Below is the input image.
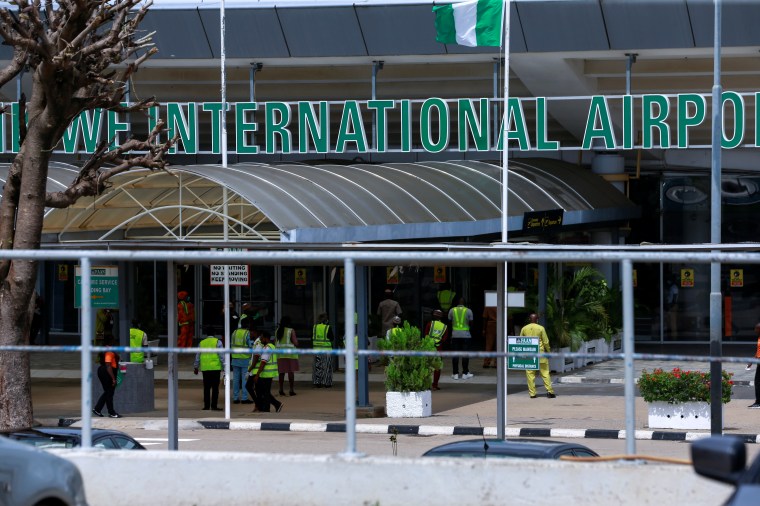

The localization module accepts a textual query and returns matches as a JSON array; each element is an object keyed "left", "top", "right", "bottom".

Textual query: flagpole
[
  {"left": 500, "top": 1, "right": 509, "bottom": 244},
  {"left": 496, "top": 0, "right": 511, "bottom": 441}
]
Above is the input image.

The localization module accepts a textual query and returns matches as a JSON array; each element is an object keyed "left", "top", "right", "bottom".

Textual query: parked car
[
  {"left": 0, "top": 436, "right": 88, "bottom": 506},
  {"left": 692, "top": 435, "right": 760, "bottom": 506},
  {"left": 422, "top": 438, "right": 599, "bottom": 459},
  {"left": 5, "top": 427, "right": 146, "bottom": 450}
]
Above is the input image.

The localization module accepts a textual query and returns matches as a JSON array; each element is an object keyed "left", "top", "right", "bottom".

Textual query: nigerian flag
[{"left": 433, "top": 0, "right": 503, "bottom": 47}]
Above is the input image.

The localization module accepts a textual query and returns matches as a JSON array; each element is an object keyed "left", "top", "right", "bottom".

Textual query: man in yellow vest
[
  {"left": 193, "top": 331, "right": 223, "bottom": 411},
  {"left": 519, "top": 313, "right": 557, "bottom": 399},
  {"left": 448, "top": 298, "right": 473, "bottom": 380},
  {"left": 312, "top": 313, "right": 334, "bottom": 388},
  {"left": 250, "top": 330, "right": 283, "bottom": 413},
  {"left": 128, "top": 320, "right": 148, "bottom": 363},
  {"left": 425, "top": 309, "right": 449, "bottom": 390},
  {"left": 231, "top": 317, "right": 253, "bottom": 404}
]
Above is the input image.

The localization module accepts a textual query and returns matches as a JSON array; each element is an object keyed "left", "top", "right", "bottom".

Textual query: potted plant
[
  {"left": 638, "top": 367, "right": 733, "bottom": 430},
  {"left": 377, "top": 321, "right": 442, "bottom": 418}
]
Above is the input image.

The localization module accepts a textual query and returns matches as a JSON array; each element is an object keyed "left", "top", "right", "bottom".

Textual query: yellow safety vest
[
  {"left": 387, "top": 327, "right": 403, "bottom": 340},
  {"left": 313, "top": 323, "right": 332, "bottom": 349},
  {"left": 276, "top": 327, "right": 297, "bottom": 360},
  {"left": 129, "top": 328, "right": 145, "bottom": 363},
  {"left": 437, "top": 290, "right": 455, "bottom": 311},
  {"left": 451, "top": 306, "right": 470, "bottom": 331},
  {"left": 426, "top": 320, "right": 447, "bottom": 346},
  {"left": 231, "top": 328, "right": 251, "bottom": 360},
  {"left": 260, "top": 343, "right": 278, "bottom": 378},
  {"left": 199, "top": 337, "right": 222, "bottom": 371}
]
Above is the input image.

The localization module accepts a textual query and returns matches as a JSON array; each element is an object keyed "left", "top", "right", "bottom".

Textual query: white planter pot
[
  {"left": 386, "top": 390, "right": 432, "bottom": 418},
  {"left": 647, "top": 401, "right": 720, "bottom": 430}
]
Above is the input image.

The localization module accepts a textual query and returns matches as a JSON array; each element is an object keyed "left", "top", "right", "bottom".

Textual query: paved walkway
[{"left": 28, "top": 349, "right": 760, "bottom": 442}]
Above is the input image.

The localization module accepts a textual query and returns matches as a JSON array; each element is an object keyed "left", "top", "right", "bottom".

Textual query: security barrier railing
[{"left": 1, "top": 246, "right": 759, "bottom": 455}]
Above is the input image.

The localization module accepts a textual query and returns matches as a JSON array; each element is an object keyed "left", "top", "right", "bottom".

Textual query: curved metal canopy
[{"left": 0, "top": 158, "right": 637, "bottom": 243}]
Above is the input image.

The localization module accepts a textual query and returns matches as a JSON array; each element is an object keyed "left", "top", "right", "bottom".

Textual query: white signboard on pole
[{"left": 210, "top": 249, "right": 248, "bottom": 286}]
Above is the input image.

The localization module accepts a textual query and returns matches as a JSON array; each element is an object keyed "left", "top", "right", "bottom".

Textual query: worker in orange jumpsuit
[{"left": 177, "top": 291, "right": 196, "bottom": 348}]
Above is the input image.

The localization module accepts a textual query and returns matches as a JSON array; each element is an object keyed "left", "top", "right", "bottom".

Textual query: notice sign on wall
[
  {"left": 730, "top": 269, "right": 744, "bottom": 288},
  {"left": 681, "top": 268, "right": 695, "bottom": 287},
  {"left": 75, "top": 265, "right": 119, "bottom": 308}
]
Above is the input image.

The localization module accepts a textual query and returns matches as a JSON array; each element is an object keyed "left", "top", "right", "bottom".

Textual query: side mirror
[{"left": 691, "top": 436, "right": 746, "bottom": 485}]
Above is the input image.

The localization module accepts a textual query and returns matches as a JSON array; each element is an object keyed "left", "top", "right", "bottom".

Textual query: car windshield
[{"left": 427, "top": 451, "right": 519, "bottom": 458}]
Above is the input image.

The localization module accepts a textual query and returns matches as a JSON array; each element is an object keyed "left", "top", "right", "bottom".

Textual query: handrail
[{"left": 0, "top": 246, "right": 755, "bottom": 454}]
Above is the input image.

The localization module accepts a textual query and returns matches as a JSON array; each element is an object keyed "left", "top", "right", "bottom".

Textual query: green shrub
[
  {"left": 638, "top": 367, "right": 733, "bottom": 404},
  {"left": 376, "top": 321, "right": 442, "bottom": 392}
]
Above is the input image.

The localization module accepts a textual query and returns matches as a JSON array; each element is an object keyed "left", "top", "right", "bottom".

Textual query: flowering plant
[{"left": 638, "top": 368, "right": 733, "bottom": 404}]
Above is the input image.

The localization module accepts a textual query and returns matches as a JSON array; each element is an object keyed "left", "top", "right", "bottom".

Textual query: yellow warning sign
[
  {"left": 58, "top": 264, "right": 69, "bottom": 282},
  {"left": 681, "top": 268, "right": 694, "bottom": 288},
  {"left": 295, "top": 268, "right": 307, "bottom": 286},
  {"left": 386, "top": 266, "right": 399, "bottom": 285},
  {"left": 434, "top": 265, "right": 446, "bottom": 284},
  {"left": 730, "top": 269, "right": 744, "bottom": 288}
]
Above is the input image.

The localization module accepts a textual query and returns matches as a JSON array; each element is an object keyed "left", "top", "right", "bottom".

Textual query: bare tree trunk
[
  {"left": 0, "top": 69, "right": 60, "bottom": 431},
  {"left": 0, "top": 0, "right": 170, "bottom": 431}
]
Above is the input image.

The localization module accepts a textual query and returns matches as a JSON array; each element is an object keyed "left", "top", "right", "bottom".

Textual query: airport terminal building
[{"left": 2, "top": 0, "right": 759, "bottom": 347}]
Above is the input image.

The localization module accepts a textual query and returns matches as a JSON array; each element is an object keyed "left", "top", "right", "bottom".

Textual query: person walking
[
  {"left": 245, "top": 327, "right": 263, "bottom": 410},
  {"left": 448, "top": 298, "right": 474, "bottom": 380},
  {"left": 193, "top": 331, "right": 223, "bottom": 411},
  {"left": 230, "top": 317, "right": 253, "bottom": 404},
  {"left": 93, "top": 336, "right": 122, "bottom": 418},
  {"left": 312, "top": 313, "right": 334, "bottom": 388},
  {"left": 424, "top": 309, "right": 449, "bottom": 390},
  {"left": 482, "top": 305, "right": 497, "bottom": 368},
  {"left": 275, "top": 316, "right": 299, "bottom": 397},
  {"left": 519, "top": 313, "right": 557, "bottom": 399},
  {"left": 128, "top": 320, "right": 148, "bottom": 364},
  {"left": 747, "top": 322, "right": 760, "bottom": 409},
  {"left": 177, "top": 291, "right": 196, "bottom": 348},
  {"left": 377, "top": 288, "right": 402, "bottom": 338},
  {"left": 251, "top": 331, "right": 283, "bottom": 413}
]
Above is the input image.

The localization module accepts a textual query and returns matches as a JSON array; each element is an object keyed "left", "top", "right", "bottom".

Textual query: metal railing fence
[{"left": 2, "top": 246, "right": 760, "bottom": 455}]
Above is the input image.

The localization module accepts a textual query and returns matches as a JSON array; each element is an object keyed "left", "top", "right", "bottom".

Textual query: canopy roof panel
[{"left": 0, "top": 158, "right": 637, "bottom": 243}]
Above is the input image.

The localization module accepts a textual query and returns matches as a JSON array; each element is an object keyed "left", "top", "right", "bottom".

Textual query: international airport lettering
[{"left": 2, "top": 93, "right": 756, "bottom": 155}]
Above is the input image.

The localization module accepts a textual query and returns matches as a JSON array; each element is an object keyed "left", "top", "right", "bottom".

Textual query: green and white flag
[{"left": 433, "top": 0, "right": 503, "bottom": 47}]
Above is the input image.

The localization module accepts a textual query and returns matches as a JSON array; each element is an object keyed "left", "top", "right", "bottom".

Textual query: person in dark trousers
[
  {"left": 251, "top": 331, "right": 283, "bottom": 413},
  {"left": 245, "top": 327, "right": 263, "bottom": 411},
  {"left": 747, "top": 322, "right": 760, "bottom": 409},
  {"left": 93, "top": 336, "right": 122, "bottom": 418},
  {"left": 448, "top": 298, "right": 474, "bottom": 380},
  {"left": 193, "top": 330, "right": 223, "bottom": 411}
]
